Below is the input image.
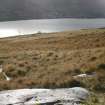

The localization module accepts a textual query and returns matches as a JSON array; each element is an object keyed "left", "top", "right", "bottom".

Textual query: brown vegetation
[{"left": 0, "top": 29, "right": 105, "bottom": 91}]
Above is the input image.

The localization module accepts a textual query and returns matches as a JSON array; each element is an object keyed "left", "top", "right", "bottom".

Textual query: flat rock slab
[{"left": 0, "top": 87, "right": 89, "bottom": 105}]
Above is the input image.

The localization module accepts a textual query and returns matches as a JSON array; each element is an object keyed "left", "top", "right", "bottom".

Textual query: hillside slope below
[{"left": 0, "top": 29, "right": 105, "bottom": 92}]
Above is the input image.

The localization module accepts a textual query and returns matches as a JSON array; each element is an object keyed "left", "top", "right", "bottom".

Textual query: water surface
[{"left": 0, "top": 18, "right": 105, "bottom": 38}]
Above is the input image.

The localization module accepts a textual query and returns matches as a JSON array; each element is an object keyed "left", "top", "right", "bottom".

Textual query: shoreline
[
  {"left": 0, "top": 27, "right": 105, "bottom": 39},
  {"left": 1, "top": 17, "right": 105, "bottom": 22}
]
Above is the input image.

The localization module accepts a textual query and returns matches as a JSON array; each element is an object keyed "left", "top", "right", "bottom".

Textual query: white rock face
[
  {"left": 2, "top": 72, "right": 11, "bottom": 81},
  {"left": 73, "top": 73, "right": 96, "bottom": 79},
  {"left": 0, "top": 65, "right": 11, "bottom": 81},
  {"left": 0, "top": 87, "right": 89, "bottom": 105},
  {"left": 0, "top": 65, "right": 3, "bottom": 73}
]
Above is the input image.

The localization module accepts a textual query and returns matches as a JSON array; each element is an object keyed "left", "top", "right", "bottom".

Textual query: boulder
[{"left": 0, "top": 87, "right": 89, "bottom": 105}]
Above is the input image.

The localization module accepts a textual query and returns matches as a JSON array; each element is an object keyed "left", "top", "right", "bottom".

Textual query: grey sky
[{"left": 0, "top": 0, "right": 105, "bottom": 21}]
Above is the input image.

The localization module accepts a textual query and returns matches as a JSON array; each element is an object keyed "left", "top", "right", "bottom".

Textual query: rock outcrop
[{"left": 0, "top": 87, "right": 89, "bottom": 105}]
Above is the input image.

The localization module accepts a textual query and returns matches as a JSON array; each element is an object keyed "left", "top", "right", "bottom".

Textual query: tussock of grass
[{"left": 83, "top": 93, "right": 105, "bottom": 105}]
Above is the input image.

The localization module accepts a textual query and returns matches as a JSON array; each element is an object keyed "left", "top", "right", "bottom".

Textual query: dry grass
[{"left": 0, "top": 29, "right": 105, "bottom": 91}]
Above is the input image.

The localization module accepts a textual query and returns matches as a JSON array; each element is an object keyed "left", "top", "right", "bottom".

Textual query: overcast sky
[{"left": 0, "top": 0, "right": 105, "bottom": 21}]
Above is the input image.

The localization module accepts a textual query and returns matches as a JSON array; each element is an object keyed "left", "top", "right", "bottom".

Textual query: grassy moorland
[{"left": 0, "top": 29, "right": 105, "bottom": 104}]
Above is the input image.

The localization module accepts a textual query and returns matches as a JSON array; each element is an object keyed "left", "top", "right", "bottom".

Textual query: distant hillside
[{"left": 0, "top": 0, "right": 105, "bottom": 21}]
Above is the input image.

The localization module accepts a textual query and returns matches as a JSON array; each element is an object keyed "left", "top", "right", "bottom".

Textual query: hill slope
[{"left": 0, "top": 29, "right": 105, "bottom": 91}]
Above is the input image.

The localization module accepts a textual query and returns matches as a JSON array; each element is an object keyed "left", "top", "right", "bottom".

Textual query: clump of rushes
[
  {"left": 0, "top": 60, "right": 4, "bottom": 64},
  {"left": 4, "top": 64, "right": 15, "bottom": 74},
  {"left": 98, "top": 63, "right": 105, "bottom": 70},
  {"left": 18, "top": 61, "right": 25, "bottom": 67},
  {"left": 4, "top": 63, "right": 28, "bottom": 78},
  {"left": 82, "top": 93, "right": 105, "bottom": 105},
  {"left": 17, "top": 69, "right": 27, "bottom": 76}
]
